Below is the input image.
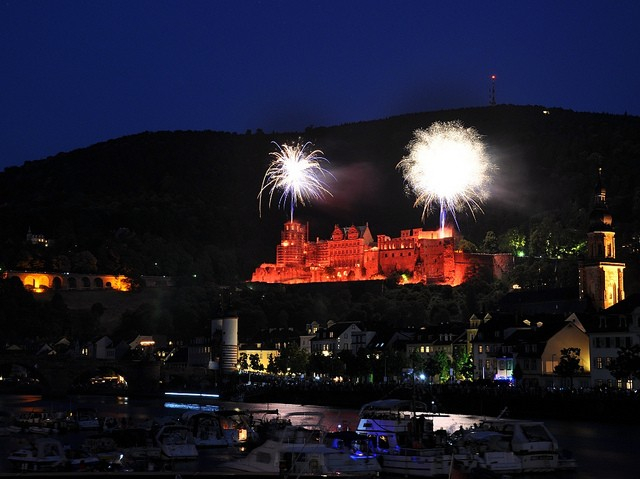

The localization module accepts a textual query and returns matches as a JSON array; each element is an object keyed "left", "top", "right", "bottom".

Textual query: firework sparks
[
  {"left": 258, "top": 141, "right": 334, "bottom": 221},
  {"left": 397, "top": 121, "right": 493, "bottom": 233}
]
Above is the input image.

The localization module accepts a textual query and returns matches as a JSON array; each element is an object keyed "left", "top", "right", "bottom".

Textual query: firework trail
[
  {"left": 258, "top": 141, "right": 334, "bottom": 221},
  {"left": 397, "top": 121, "right": 493, "bottom": 234}
]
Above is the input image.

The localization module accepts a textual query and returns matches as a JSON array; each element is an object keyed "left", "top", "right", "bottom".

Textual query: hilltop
[{"left": 0, "top": 105, "right": 639, "bottom": 289}]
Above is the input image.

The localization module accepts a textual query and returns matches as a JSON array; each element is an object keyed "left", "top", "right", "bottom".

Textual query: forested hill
[{"left": 1, "top": 105, "right": 639, "bottom": 287}]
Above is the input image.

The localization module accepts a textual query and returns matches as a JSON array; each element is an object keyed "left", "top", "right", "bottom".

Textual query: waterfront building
[
  {"left": 471, "top": 312, "right": 591, "bottom": 389},
  {"left": 310, "top": 321, "right": 364, "bottom": 355},
  {"left": 586, "top": 294, "right": 640, "bottom": 390}
]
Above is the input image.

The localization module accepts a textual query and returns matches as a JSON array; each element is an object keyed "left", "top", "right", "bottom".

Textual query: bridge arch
[{"left": 3, "top": 271, "right": 131, "bottom": 292}]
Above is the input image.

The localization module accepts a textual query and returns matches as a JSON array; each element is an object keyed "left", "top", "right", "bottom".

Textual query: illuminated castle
[{"left": 251, "top": 221, "right": 513, "bottom": 286}]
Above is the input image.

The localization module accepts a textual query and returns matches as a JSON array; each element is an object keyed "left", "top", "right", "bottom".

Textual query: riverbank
[{"left": 238, "top": 380, "right": 640, "bottom": 423}]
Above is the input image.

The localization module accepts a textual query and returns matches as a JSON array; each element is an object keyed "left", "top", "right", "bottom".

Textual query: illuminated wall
[
  {"left": 251, "top": 221, "right": 507, "bottom": 286},
  {"left": 3, "top": 271, "right": 131, "bottom": 292},
  {"left": 579, "top": 171, "right": 625, "bottom": 310}
]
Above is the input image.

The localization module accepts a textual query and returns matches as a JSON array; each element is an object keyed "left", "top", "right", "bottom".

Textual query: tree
[
  {"left": 608, "top": 345, "right": 640, "bottom": 383},
  {"left": 499, "top": 227, "right": 526, "bottom": 256},
  {"left": 237, "top": 352, "right": 249, "bottom": 371},
  {"left": 434, "top": 351, "right": 452, "bottom": 382},
  {"left": 274, "top": 343, "right": 308, "bottom": 375},
  {"left": 452, "top": 348, "right": 474, "bottom": 381},
  {"left": 554, "top": 347, "right": 583, "bottom": 388},
  {"left": 424, "top": 351, "right": 451, "bottom": 383},
  {"left": 481, "top": 231, "right": 499, "bottom": 253},
  {"left": 71, "top": 250, "right": 98, "bottom": 273},
  {"left": 512, "top": 363, "right": 524, "bottom": 386},
  {"left": 457, "top": 238, "right": 478, "bottom": 253},
  {"left": 266, "top": 354, "right": 278, "bottom": 374},
  {"left": 249, "top": 353, "right": 264, "bottom": 372}
]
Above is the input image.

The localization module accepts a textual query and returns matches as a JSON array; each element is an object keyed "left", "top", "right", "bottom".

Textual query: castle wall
[
  {"left": 453, "top": 252, "right": 494, "bottom": 286},
  {"left": 250, "top": 221, "right": 511, "bottom": 287}
]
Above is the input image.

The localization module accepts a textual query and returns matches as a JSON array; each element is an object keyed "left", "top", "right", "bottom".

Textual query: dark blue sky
[{"left": 1, "top": 1, "right": 639, "bottom": 171}]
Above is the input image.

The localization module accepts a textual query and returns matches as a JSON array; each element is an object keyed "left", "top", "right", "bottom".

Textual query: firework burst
[
  {"left": 258, "top": 141, "right": 334, "bottom": 221},
  {"left": 397, "top": 121, "right": 493, "bottom": 233}
]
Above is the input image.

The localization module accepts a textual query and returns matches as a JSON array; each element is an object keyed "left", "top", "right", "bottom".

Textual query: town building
[
  {"left": 585, "top": 294, "right": 640, "bottom": 390},
  {"left": 310, "top": 321, "right": 365, "bottom": 355}
]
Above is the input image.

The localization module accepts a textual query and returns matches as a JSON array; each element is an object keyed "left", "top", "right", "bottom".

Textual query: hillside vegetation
[{"left": 1, "top": 105, "right": 639, "bottom": 287}]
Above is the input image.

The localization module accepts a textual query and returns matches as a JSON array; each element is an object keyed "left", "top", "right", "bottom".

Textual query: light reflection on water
[{"left": 0, "top": 394, "right": 636, "bottom": 478}]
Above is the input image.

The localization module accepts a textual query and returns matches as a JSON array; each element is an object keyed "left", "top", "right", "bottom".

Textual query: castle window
[{"left": 596, "top": 357, "right": 603, "bottom": 369}]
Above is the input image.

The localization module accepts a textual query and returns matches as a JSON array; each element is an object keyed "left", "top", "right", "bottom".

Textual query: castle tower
[
  {"left": 579, "top": 169, "right": 625, "bottom": 310},
  {"left": 276, "top": 221, "right": 307, "bottom": 266}
]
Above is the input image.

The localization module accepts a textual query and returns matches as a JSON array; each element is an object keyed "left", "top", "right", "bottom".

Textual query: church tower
[{"left": 579, "top": 169, "right": 625, "bottom": 310}]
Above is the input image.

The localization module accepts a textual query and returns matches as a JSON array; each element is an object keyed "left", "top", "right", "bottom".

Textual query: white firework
[
  {"left": 258, "top": 141, "right": 334, "bottom": 221},
  {"left": 397, "top": 121, "right": 493, "bottom": 232}
]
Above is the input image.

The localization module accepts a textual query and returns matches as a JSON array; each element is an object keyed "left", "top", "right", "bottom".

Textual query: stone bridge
[
  {"left": 3, "top": 270, "right": 131, "bottom": 292},
  {"left": 0, "top": 354, "right": 162, "bottom": 397}
]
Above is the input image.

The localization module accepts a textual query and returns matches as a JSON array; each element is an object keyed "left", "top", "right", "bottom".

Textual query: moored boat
[
  {"left": 355, "top": 398, "right": 450, "bottom": 477},
  {"left": 450, "top": 417, "right": 578, "bottom": 475},
  {"left": 74, "top": 408, "right": 100, "bottom": 430},
  {"left": 220, "top": 423, "right": 381, "bottom": 476},
  {"left": 7, "top": 437, "right": 67, "bottom": 472},
  {"left": 155, "top": 424, "right": 199, "bottom": 460},
  {"left": 218, "top": 408, "right": 260, "bottom": 446},
  {"left": 182, "top": 411, "right": 229, "bottom": 448},
  {"left": 64, "top": 447, "right": 101, "bottom": 471}
]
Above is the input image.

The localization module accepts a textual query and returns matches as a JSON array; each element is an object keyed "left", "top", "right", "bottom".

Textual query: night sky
[{"left": 1, "top": 1, "right": 639, "bottom": 171}]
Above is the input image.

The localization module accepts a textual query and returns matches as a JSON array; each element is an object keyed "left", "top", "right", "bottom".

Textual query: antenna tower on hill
[{"left": 489, "top": 74, "right": 497, "bottom": 106}]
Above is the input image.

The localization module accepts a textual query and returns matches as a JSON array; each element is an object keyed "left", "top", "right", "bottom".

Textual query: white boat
[
  {"left": 75, "top": 408, "right": 100, "bottom": 430},
  {"left": 181, "top": 411, "right": 229, "bottom": 448},
  {"left": 65, "top": 447, "right": 101, "bottom": 471},
  {"left": 221, "top": 424, "right": 381, "bottom": 476},
  {"left": 218, "top": 409, "right": 261, "bottom": 446},
  {"left": 450, "top": 418, "right": 578, "bottom": 475},
  {"left": 7, "top": 437, "right": 67, "bottom": 472},
  {"left": 355, "top": 398, "right": 451, "bottom": 477},
  {"left": 155, "top": 424, "right": 199, "bottom": 460}
]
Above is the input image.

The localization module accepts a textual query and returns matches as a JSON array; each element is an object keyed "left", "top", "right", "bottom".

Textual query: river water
[{"left": 0, "top": 394, "right": 636, "bottom": 478}]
